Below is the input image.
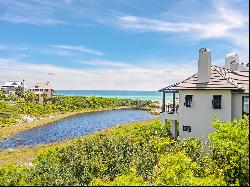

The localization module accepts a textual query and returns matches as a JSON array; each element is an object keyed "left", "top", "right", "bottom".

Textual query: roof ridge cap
[
  {"left": 213, "top": 66, "right": 242, "bottom": 89},
  {"left": 211, "top": 65, "right": 232, "bottom": 71}
]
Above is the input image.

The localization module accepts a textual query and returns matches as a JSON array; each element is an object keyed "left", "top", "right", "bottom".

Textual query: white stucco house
[
  {"left": 1, "top": 80, "right": 26, "bottom": 96},
  {"left": 28, "top": 82, "right": 54, "bottom": 103},
  {"left": 159, "top": 48, "right": 249, "bottom": 141}
]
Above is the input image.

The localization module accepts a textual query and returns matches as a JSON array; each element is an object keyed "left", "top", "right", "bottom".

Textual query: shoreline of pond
[
  {"left": 0, "top": 108, "right": 158, "bottom": 149},
  {"left": 0, "top": 106, "right": 159, "bottom": 141}
]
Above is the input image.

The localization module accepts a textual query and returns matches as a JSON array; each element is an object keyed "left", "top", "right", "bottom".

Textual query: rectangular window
[
  {"left": 185, "top": 95, "right": 193, "bottom": 107},
  {"left": 45, "top": 89, "right": 48, "bottom": 92},
  {"left": 242, "top": 96, "right": 249, "bottom": 116},
  {"left": 183, "top": 125, "right": 191, "bottom": 132},
  {"left": 212, "top": 95, "right": 222, "bottom": 109}
]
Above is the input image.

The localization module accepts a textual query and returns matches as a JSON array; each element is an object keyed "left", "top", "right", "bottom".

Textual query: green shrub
[
  {"left": 208, "top": 116, "right": 249, "bottom": 186},
  {"left": 0, "top": 116, "right": 248, "bottom": 186},
  {"left": 152, "top": 151, "right": 226, "bottom": 186},
  {"left": 0, "top": 164, "right": 31, "bottom": 186}
]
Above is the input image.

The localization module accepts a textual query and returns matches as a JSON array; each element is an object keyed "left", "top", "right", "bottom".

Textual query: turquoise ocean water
[{"left": 55, "top": 90, "right": 174, "bottom": 101}]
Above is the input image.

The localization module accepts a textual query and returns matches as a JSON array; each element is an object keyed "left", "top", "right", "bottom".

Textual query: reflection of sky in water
[{"left": 0, "top": 109, "right": 158, "bottom": 149}]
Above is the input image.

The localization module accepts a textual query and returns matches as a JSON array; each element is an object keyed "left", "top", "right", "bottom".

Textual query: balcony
[
  {"left": 159, "top": 89, "right": 179, "bottom": 124},
  {"left": 160, "top": 104, "right": 179, "bottom": 121}
]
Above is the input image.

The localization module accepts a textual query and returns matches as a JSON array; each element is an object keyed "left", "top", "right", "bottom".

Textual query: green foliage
[
  {"left": 0, "top": 89, "right": 4, "bottom": 99},
  {"left": 208, "top": 115, "right": 249, "bottom": 186},
  {"left": 0, "top": 116, "right": 248, "bottom": 186},
  {"left": 15, "top": 86, "right": 24, "bottom": 98},
  {"left": 0, "top": 164, "right": 30, "bottom": 186},
  {"left": 152, "top": 151, "right": 226, "bottom": 186},
  {"left": 23, "top": 91, "right": 38, "bottom": 102},
  {"left": 8, "top": 94, "right": 18, "bottom": 101},
  {"left": 91, "top": 168, "right": 149, "bottom": 186}
]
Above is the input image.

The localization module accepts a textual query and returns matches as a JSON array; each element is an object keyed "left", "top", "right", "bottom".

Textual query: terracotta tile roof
[{"left": 159, "top": 66, "right": 249, "bottom": 93}]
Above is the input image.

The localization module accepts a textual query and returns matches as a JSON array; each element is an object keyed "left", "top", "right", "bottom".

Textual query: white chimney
[
  {"left": 197, "top": 48, "right": 211, "bottom": 83},
  {"left": 223, "top": 53, "right": 248, "bottom": 71},
  {"left": 224, "top": 53, "right": 239, "bottom": 71}
]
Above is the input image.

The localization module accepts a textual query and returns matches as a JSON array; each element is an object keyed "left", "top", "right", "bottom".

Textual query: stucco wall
[
  {"left": 178, "top": 90, "right": 232, "bottom": 141},
  {"left": 232, "top": 93, "right": 249, "bottom": 119}
]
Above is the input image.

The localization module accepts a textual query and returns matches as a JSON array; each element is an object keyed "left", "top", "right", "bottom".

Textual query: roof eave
[{"left": 160, "top": 87, "right": 243, "bottom": 92}]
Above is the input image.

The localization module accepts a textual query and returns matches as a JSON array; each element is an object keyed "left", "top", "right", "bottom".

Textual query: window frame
[
  {"left": 212, "top": 95, "right": 222, "bottom": 109},
  {"left": 242, "top": 96, "right": 249, "bottom": 116},
  {"left": 183, "top": 125, "right": 191, "bottom": 132},
  {"left": 185, "top": 95, "right": 193, "bottom": 107}
]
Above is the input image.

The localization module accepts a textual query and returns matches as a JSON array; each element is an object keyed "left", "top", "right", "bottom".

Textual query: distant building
[
  {"left": 159, "top": 48, "right": 249, "bottom": 141},
  {"left": 1, "top": 80, "right": 24, "bottom": 89},
  {"left": 29, "top": 82, "right": 54, "bottom": 103},
  {"left": 1, "top": 80, "right": 25, "bottom": 96}
]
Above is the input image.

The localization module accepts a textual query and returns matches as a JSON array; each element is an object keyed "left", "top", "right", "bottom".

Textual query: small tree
[
  {"left": 42, "top": 93, "right": 49, "bottom": 104},
  {"left": 0, "top": 89, "right": 4, "bottom": 99},
  {"left": 15, "top": 86, "right": 24, "bottom": 98},
  {"left": 24, "top": 91, "right": 38, "bottom": 102}
]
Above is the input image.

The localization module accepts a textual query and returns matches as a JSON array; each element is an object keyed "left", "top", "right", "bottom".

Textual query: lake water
[
  {"left": 55, "top": 90, "right": 171, "bottom": 101},
  {"left": 0, "top": 109, "right": 158, "bottom": 149}
]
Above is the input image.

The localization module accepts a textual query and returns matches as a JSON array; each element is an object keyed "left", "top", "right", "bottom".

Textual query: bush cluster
[{"left": 0, "top": 116, "right": 248, "bottom": 186}]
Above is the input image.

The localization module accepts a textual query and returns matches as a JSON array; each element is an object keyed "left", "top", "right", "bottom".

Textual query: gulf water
[{"left": 55, "top": 90, "right": 173, "bottom": 101}]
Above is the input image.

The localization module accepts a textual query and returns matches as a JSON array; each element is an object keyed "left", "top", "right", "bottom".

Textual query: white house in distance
[
  {"left": 29, "top": 82, "right": 54, "bottom": 103},
  {"left": 1, "top": 80, "right": 26, "bottom": 96},
  {"left": 159, "top": 48, "right": 249, "bottom": 141}
]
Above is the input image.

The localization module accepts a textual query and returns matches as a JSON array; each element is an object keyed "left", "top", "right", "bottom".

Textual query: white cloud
[
  {"left": 117, "top": 16, "right": 201, "bottom": 32},
  {"left": 0, "top": 45, "right": 8, "bottom": 50},
  {"left": 76, "top": 60, "right": 132, "bottom": 68},
  {"left": 0, "top": 0, "right": 248, "bottom": 90},
  {"left": 0, "top": 57, "right": 197, "bottom": 91},
  {"left": 52, "top": 45, "right": 104, "bottom": 56},
  {"left": 1, "top": 14, "right": 64, "bottom": 25},
  {"left": 103, "top": 0, "right": 248, "bottom": 53},
  {"left": 0, "top": 43, "right": 29, "bottom": 51},
  {"left": 0, "top": 0, "right": 64, "bottom": 25}
]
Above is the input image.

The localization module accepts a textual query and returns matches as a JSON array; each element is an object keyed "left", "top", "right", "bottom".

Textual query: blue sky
[{"left": 0, "top": 0, "right": 249, "bottom": 90}]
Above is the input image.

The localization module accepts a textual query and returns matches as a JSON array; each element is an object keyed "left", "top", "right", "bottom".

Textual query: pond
[{"left": 0, "top": 109, "right": 157, "bottom": 149}]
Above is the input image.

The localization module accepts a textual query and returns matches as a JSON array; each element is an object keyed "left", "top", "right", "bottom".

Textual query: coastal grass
[
  {"left": 0, "top": 96, "right": 158, "bottom": 128},
  {"left": 0, "top": 118, "right": 162, "bottom": 166},
  {"left": 0, "top": 96, "right": 160, "bottom": 140},
  {"left": 0, "top": 116, "right": 248, "bottom": 186}
]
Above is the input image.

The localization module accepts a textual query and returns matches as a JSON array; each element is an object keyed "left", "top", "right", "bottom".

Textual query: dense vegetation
[
  {"left": 0, "top": 96, "right": 159, "bottom": 127},
  {"left": 0, "top": 116, "right": 248, "bottom": 186}
]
